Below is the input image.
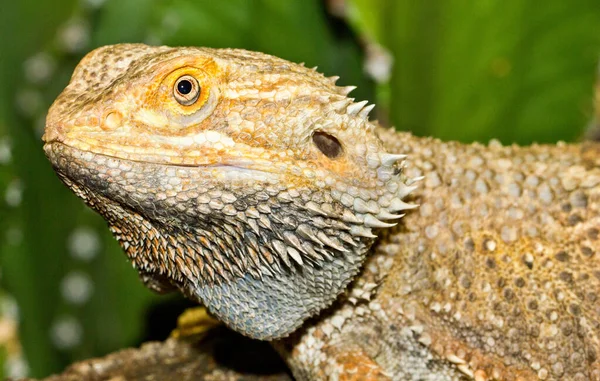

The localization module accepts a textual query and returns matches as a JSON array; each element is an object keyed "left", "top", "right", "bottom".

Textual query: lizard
[{"left": 42, "top": 43, "right": 600, "bottom": 380}]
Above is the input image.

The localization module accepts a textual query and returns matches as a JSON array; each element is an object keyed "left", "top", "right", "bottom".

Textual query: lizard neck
[
  {"left": 55, "top": 159, "right": 376, "bottom": 340},
  {"left": 114, "top": 198, "right": 374, "bottom": 340}
]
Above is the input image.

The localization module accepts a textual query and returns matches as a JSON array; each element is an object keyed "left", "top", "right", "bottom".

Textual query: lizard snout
[{"left": 42, "top": 119, "right": 66, "bottom": 144}]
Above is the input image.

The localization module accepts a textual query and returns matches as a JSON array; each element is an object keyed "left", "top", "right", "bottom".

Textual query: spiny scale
[{"left": 346, "top": 100, "right": 369, "bottom": 116}]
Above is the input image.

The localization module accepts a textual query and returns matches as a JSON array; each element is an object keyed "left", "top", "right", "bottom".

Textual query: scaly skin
[{"left": 43, "top": 44, "right": 600, "bottom": 380}]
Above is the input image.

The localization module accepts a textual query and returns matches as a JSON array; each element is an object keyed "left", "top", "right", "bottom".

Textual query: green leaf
[{"left": 348, "top": 0, "right": 600, "bottom": 144}]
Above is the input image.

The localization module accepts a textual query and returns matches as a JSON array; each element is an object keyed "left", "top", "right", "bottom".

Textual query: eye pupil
[
  {"left": 177, "top": 80, "right": 192, "bottom": 95},
  {"left": 173, "top": 75, "right": 201, "bottom": 106},
  {"left": 313, "top": 131, "right": 343, "bottom": 159}
]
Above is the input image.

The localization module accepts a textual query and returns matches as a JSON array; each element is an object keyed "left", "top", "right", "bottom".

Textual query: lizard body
[{"left": 43, "top": 44, "right": 600, "bottom": 380}]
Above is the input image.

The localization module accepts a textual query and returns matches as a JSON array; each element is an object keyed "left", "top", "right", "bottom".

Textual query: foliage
[
  {"left": 0, "top": 0, "right": 597, "bottom": 377},
  {"left": 347, "top": 0, "right": 600, "bottom": 143}
]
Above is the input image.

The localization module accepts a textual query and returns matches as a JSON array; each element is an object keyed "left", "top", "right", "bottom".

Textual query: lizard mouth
[
  {"left": 43, "top": 140, "right": 285, "bottom": 196},
  {"left": 43, "top": 140, "right": 284, "bottom": 177},
  {"left": 42, "top": 120, "right": 289, "bottom": 174}
]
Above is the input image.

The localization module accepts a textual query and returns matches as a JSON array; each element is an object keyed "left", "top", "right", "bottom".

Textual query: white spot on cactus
[
  {"left": 364, "top": 42, "right": 393, "bottom": 83},
  {"left": 0, "top": 295, "right": 19, "bottom": 320},
  {"left": 5, "top": 356, "right": 28, "bottom": 379},
  {"left": 82, "top": 0, "right": 107, "bottom": 9},
  {"left": 57, "top": 18, "right": 90, "bottom": 53},
  {"left": 68, "top": 227, "right": 101, "bottom": 261},
  {"left": 23, "top": 52, "right": 56, "bottom": 85},
  {"left": 0, "top": 139, "right": 12, "bottom": 164},
  {"left": 50, "top": 316, "right": 82, "bottom": 349},
  {"left": 60, "top": 271, "right": 94, "bottom": 305},
  {"left": 4, "top": 180, "right": 23, "bottom": 207}
]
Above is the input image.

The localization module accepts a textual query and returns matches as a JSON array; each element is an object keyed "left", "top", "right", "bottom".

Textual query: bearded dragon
[{"left": 43, "top": 44, "right": 600, "bottom": 380}]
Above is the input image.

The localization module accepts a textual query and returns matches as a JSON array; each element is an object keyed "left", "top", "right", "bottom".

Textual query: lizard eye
[
  {"left": 313, "top": 131, "right": 343, "bottom": 159},
  {"left": 173, "top": 75, "right": 201, "bottom": 106}
]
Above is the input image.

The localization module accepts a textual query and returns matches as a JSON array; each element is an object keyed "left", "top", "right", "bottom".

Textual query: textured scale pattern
[
  {"left": 44, "top": 44, "right": 414, "bottom": 340},
  {"left": 44, "top": 44, "right": 600, "bottom": 380},
  {"left": 379, "top": 133, "right": 600, "bottom": 380}
]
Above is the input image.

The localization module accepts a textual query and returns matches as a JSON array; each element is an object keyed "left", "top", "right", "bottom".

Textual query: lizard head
[{"left": 43, "top": 44, "right": 416, "bottom": 340}]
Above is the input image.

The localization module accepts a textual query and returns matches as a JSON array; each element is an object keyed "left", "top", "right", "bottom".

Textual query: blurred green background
[{"left": 0, "top": 0, "right": 598, "bottom": 378}]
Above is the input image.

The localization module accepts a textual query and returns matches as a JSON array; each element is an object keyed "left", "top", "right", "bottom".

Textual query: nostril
[{"left": 103, "top": 111, "right": 123, "bottom": 130}]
